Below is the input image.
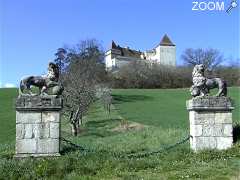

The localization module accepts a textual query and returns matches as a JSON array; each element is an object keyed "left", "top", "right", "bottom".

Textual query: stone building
[{"left": 105, "top": 34, "right": 176, "bottom": 71}]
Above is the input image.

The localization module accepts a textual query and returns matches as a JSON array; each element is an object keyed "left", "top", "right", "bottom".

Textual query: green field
[
  {"left": 0, "top": 88, "right": 18, "bottom": 143},
  {"left": 0, "top": 87, "right": 240, "bottom": 179},
  {"left": 113, "top": 88, "right": 240, "bottom": 128}
]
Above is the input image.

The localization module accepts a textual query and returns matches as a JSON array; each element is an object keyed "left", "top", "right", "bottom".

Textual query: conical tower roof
[
  {"left": 160, "top": 34, "right": 175, "bottom": 46},
  {"left": 110, "top": 40, "right": 117, "bottom": 49}
]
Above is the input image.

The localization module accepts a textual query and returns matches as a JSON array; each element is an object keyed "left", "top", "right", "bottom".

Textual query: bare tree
[
  {"left": 113, "top": 61, "right": 192, "bottom": 89},
  {"left": 96, "top": 85, "right": 112, "bottom": 114},
  {"left": 111, "top": 55, "right": 239, "bottom": 88},
  {"left": 181, "top": 48, "right": 225, "bottom": 70},
  {"left": 61, "top": 39, "right": 107, "bottom": 136}
]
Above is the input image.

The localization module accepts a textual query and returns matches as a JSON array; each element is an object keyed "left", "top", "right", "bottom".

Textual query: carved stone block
[
  {"left": 187, "top": 96, "right": 234, "bottom": 151},
  {"left": 16, "top": 139, "right": 37, "bottom": 154},
  {"left": 15, "top": 96, "right": 62, "bottom": 157},
  {"left": 37, "top": 139, "right": 59, "bottom": 154}
]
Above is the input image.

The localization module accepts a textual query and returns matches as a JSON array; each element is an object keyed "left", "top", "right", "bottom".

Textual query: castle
[{"left": 105, "top": 34, "right": 176, "bottom": 71}]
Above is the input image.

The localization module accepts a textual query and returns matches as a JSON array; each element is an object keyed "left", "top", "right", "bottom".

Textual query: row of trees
[
  {"left": 112, "top": 62, "right": 240, "bottom": 89},
  {"left": 54, "top": 39, "right": 239, "bottom": 135},
  {"left": 55, "top": 39, "right": 110, "bottom": 135},
  {"left": 112, "top": 48, "right": 239, "bottom": 89},
  {"left": 112, "top": 62, "right": 192, "bottom": 88}
]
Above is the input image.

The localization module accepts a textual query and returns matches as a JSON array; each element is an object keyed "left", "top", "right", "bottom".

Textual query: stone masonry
[
  {"left": 15, "top": 96, "right": 62, "bottom": 157},
  {"left": 186, "top": 96, "right": 234, "bottom": 151}
]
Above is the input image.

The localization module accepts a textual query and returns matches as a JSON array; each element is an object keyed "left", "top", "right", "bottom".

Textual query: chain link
[
  {"left": 125, "top": 135, "right": 191, "bottom": 158},
  {"left": 60, "top": 135, "right": 192, "bottom": 158},
  {"left": 60, "top": 137, "right": 94, "bottom": 153}
]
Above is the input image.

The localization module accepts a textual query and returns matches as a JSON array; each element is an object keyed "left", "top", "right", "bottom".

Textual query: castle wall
[
  {"left": 105, "top": 49, "right": 121, "bottom": 70},
  {"left": 151, "top": 46, "right": 161, "bottom": 63},
  {"left": 105, "top": 51, "right": 113, "bottom": 69},
  {"left": 144, "top": 45, "right": 176, "bottom": 66},
  {"left": 105, "top": 37, "right": 176, "bottom": 70},
  {"left": 159, "top": 46, "right": 176, "bottom": 66}
]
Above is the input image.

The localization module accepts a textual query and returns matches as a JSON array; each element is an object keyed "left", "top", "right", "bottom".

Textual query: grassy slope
[
  {"left": 0, "top": 87, "right": 240, "bottom": 179},
  {"left": 0, "top": 88, "right": 17, "bottom": 143},
  {"left": 112, "top": 87, "right": 240, "bottom": 128}
]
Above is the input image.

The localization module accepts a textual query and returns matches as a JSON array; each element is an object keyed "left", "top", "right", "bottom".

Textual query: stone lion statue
[
  {"left": 190, "top": 64, "right": 227, "bottom": 97},
  {"left": 19, "top": 62, "right": 64, "bottom": 96}
]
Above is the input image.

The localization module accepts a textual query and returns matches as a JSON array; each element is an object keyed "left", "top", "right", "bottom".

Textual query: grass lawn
[
  {"left": 0, "top": 87, "right": 240, "bottom": 179},
  {"left": 0, "top": 88, "right": 18, "bottom": 143},
  {"left": 112, "top": 87, "right": 240, "bottom": 128}
]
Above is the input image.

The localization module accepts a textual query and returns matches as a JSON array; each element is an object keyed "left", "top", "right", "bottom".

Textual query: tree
[
  {"left": 112, "top": 61, "right": 192, "bottom": 89},
  {"left": 54, "top": 48, "right": 67, "bottom": 75},
  {"left": 181, "top": 48, "right": 224, "bottom": 70},
  {"left": 61, "top": 39, "right": 108, "bottom": 136}
]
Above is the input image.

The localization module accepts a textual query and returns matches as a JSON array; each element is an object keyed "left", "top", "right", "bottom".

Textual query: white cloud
[{"left": 3, "top": 83, "right": 16, "bottom": 88}]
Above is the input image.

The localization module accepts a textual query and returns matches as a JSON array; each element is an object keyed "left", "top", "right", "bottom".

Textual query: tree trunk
[
  {"left": 71, "top": 122, "right": 78, "bottom": 136},
  {"left": 80, "top": 113, "right": 83, "bottom": 126},
  {"left": 69, "top": 107, "right": 81, "bottom": 136},
  {"left": 77, "top": 118, "right": 81, "bottom": 133}
]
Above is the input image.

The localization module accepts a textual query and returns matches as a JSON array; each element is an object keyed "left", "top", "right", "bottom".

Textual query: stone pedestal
[
  {"left": 186, "top": 97, "right": 234, "bottom": 151},
  {"left": 15, "top": 96, "right": 62, "bottom": 157}
]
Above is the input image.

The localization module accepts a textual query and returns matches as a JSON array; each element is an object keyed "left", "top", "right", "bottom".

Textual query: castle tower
[
  {"left": 158, "top": 34, "right": 176, "bottom": 66},
  {"left": 142, "top": 34, "right": 176, "bottom": 66},
  {"left": 105, "top": 41, "right": 121, "bottom": 70}
]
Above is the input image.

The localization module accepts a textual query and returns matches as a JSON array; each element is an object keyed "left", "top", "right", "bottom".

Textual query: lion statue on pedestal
[
  {"left": 190, "top": 64, "right": 227, "bottom": 97},
  {"left": 19, "top": 62, "right": 64, "bottom": 96}
]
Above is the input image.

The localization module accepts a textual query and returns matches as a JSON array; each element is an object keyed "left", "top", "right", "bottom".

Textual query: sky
[{"left": 0, "top": 0, "right": 239, "bottom": 87}]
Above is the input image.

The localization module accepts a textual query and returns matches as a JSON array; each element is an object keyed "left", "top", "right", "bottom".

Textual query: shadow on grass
[
  {"left": 233, "top": 123, "right": 240, "bottom": 143},
  {"left": 61, "top": 146, "right": 78, "bottom": 155},
  {"left": 60, "top": 118, "right": 121, "bottom": 155},
  {"left": 79, "top": 130, "right": 118, "bottom": 138},
  {"left": 112, "top": 94, "right": 154, "bottom": 104}
]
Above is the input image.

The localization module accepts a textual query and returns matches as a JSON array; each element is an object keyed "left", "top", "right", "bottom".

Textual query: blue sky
[{"left": 0, "top": 0, "right": 239, "bottom": 87}]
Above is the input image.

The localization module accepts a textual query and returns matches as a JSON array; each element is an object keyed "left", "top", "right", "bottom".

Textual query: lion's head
[
  {"left": 48, "top": 62, "right": 59, "bottom": 80},
  {"left": 192, "top": 64, "right": 205, "bottom": 78}
]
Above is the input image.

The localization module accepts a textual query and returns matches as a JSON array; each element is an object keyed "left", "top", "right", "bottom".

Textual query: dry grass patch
[{"left": 111, "top": 120, "right": 145, "bottom": 132}]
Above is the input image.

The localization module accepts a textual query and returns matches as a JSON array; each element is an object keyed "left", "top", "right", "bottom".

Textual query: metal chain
[
  {"left": 60, "top": 135, "right": 192, "bottom": 158},
  {"left": 125, "top": 135, "right": 191, "bottom": 158},
  {"left": 60, "top": 137, "right": 93, "bottom": 153}
]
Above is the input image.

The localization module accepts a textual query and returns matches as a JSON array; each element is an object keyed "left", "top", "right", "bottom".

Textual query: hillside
[{"left": 0, "top": 87, "right": 239, "bottom": 179}]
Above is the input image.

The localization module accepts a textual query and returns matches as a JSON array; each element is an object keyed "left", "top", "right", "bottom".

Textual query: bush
[
  {"left": 111, "top": 61, "right": 240, "bottom": 89},
  {"left": 111, "top": 61, "right": 192, "bottom": 88}
]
